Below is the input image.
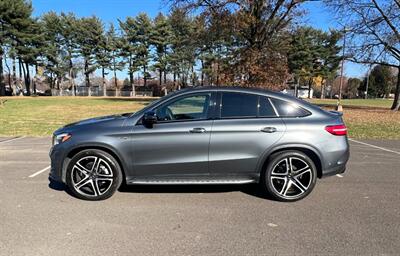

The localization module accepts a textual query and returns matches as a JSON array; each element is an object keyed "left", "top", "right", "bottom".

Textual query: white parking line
[
  {"left": 349, "top": 138, "right": 400, "bottom": 155},
  {"left": 29, "top": 166, "right": 50, "bottom": 178},
  {"left": 0, "top": 137, "right": 25, "bottom": 144}
]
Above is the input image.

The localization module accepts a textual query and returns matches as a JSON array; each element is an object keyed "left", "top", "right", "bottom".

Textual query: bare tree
[
  {"left": 327, "top": 0, "right": 400, "bottom": 110},
  {"left": 169, "top": 0, "right": 311, "bottom": 88}
]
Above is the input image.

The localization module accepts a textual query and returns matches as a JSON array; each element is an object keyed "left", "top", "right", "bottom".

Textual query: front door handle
[
  {"left": 190, "top": 127, "right": 206, "bottom": 133},
  {"left": 261, "top": 127, "right": 277, "bottom": 133}
]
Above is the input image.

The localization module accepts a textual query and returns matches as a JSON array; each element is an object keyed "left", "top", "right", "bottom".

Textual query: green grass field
[
  {"left": 0, "top": 97, "right": 151, "bottom": 136},
  {"left": 0, "top": 97, "right": 399, "bottom": 139},
  {"left": 308, "top": 98, "right": 394, "bottom": 108}
]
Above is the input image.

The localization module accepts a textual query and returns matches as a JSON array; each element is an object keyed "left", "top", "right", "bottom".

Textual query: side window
[
  {"left": 155, "top": 93, "right": 211, "bottom": 121},
  {"left": 270, "top": 98, "right": 311, "bottom": 117},
  {"left": 259, "top": 96, "right": 277, "bottom": 117},
  {"left": 221, "top": 92, "right": 258, "bottom": 118}
]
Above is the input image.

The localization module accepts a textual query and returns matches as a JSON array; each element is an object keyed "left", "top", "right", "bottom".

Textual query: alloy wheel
[
  {"left": 71, "top": 156, "right": 114, "bottom": 197},
  {"left": 270, "top": 157, "right": 313, "bottom": 199}
]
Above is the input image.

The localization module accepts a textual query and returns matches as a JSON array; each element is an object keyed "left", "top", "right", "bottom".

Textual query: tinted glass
[
  {"left": 156, "top": 93, "right": 211, "bottom": 121},
  {"left": 259, "top": 96, "right": 277, "bottom": 117},
  {"left": 221, "top": 92, "right": 258, "bottom": 118},
  {"left": 270, "top": 98, "right": 310, "bottom": 117}
]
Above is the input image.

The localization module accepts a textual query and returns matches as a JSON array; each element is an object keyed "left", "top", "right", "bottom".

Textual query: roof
[
  {"left": 174, "top": 86, "right": 294, "bottom": 100},
  {"left": 172, "top": 86, "right": 324, "bottom": 114}
]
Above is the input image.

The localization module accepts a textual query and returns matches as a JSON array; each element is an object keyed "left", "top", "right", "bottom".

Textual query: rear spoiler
[{"left": 328, "top": 110, "right": 343, "bottom": 117}]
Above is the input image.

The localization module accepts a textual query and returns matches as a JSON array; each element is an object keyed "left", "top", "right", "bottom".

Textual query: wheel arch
[{"left": 258, "top": 144, "right": 323, "bottom": 179}]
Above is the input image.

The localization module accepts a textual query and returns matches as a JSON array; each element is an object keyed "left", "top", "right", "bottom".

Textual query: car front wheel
[
  {"left": 66, "top": 149, "right": 122, "bottom": 201},
  {"left": 263, "top": 150, "right": 317, "bottom": 202}
]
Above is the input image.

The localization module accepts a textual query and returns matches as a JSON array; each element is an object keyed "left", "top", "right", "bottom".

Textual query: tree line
[{"left": 0, "top": 0, "right": 399, "bottom": 110}]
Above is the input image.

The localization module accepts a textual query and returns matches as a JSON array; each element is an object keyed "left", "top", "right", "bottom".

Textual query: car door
[
  {"left": 209, "top": 91, "right": 286, "bottom": 177},
  {"left": 132, "top": 92, "right": 215, "bottom": 179}
]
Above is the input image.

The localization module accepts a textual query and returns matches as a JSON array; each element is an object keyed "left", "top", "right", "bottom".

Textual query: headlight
[{"left": 52, "top": 133, "right": 72, "bottom": 146}]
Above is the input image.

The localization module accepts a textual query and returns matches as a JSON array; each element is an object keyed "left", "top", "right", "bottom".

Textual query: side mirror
[{"left": 142, "top": 111, "right": 157, "bottom": 128}]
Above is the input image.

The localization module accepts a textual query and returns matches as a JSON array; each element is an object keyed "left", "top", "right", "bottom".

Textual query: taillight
[{"left": 325, "top": 124, "right": 347, "bottom": 136}]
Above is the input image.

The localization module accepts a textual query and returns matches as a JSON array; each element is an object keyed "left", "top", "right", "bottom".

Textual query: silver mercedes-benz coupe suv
[{"left": 50, "top": 87, "right": 349, "bottom": 201}]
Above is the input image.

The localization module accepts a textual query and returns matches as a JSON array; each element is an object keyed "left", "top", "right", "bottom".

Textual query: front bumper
[{"left": 49, "top": 145, "right": 67, "bottom": 183}]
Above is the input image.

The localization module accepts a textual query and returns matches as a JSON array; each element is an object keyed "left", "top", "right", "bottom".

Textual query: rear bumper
[
  {"left": 321, "top": 164, "right": 346, "bottom": 178},
  {"left": 320, "top": 145, "right": 349, "bottom": 178}
]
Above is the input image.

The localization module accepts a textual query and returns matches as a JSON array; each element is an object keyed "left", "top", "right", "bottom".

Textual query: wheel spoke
[
  {"left": 288, "top": 158, "right": 294, "bottom": 173},
  {"left": 272, "top": 159, "right": 289, "bottom": 176},
  {"left": 282, "top": 179, "right": 293, "bottom": 196},
  {"left": 91, "top": 179, "right": 100, "bottom": 196},
  {"left": 277, "top": 177, "right": 287, "bottom": 194},
  {"left": 96, "top": 177, "right": 113, "bottom": 182},
  {"left": 95, "top": 178, "right": 113, "bottom": 195},
  {"left": 91, "top": 157, "right": 100, "bottom": 173},
  {"left": 75, "top": 162, "right": 91, "bottom": 175},
  {"left": 96, "top": 172, "right": 113, "bottom": 178},
  {"left": 75, "top": 176, "right": 90, "bottom": 189},
  {"left": 294, "top": 168, "right": 311, "bottom": 178},
  {"left": 291, "top": 178, "right": 306, "bottom": 193},
  {"left": 271, "top": 172, "right": 287, "bottom": 177}
]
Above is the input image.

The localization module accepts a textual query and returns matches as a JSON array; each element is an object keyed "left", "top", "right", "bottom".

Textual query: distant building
[{"left": 282, "top": 86, "right": 313, "bottom": 98}]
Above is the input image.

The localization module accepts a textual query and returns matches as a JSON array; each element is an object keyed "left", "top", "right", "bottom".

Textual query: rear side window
[
  {"left": 259, "top": 96, "right": 277, "bottom": 117},
  {"left": 221, "top": 92, "right": 258, "bottom": 118},
  {"left": 270, "top": 98, "right": 311, "bottom": 117}
]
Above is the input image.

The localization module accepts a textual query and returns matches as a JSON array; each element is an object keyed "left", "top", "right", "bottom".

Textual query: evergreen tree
[
  {"left": 169, "top": 9, "right": 197, "bottom": 88},
  {"left": 106, "top": 24, "right": 125, "bottom": 96},
  {"left": 76, "top": 16, "right": 103, "bottom": 96},
  {"left": 15, "top": 17, "right": 43, "bottom": 95},
  {"left": 151, "top": 13, "right": 172, "bottom": 87},
  {"left": 133, "top": 13, "right": 153, "bottom": 88},
  {"left": 119, "top": 17, "right": 139, "bottom": 96},
  {"left": 95, "top": 23, "right": 112, "bottom": 96},
  {"left": 361, "top": 65, "right": 396, "bottom": 98},
  {"left": 288, "top": 27, "right": 342, "bottom": 98},
  {"left": 59, "top": 13, "right": 79, "bottom": 95},
  {"left": 40, "top": 12, "right": 64, "bottom": 90},
  {"left": 0, "top": 0, "right": 33, "bottom": 95}
]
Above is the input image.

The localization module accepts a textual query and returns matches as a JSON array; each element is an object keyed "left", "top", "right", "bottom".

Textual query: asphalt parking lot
[{"left": 0, "top": 137, "right": 399, "bottom": 256}]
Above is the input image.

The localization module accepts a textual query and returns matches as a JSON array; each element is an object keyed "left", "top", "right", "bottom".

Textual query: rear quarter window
[{"left": 270, "top": 98, "right": 311, "bottom": 117}]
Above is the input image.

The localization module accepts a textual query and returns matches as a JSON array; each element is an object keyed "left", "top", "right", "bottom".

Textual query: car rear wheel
[
  {"left": 262, "top": 150, "right": 317, "bottom": 202},
  {"left": 66, "top": 149, "right": 122, "bottom": 201}
]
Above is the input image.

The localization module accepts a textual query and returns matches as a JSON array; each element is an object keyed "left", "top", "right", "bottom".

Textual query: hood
[{"left": 56, "top": 113, "right": 132, "bottom": 133}]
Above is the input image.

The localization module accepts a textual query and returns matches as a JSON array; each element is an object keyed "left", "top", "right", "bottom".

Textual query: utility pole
[
  {"left": 337, "top": 27, "right": 349, "bottom": 112},
  {"left": 365, "top": 65, "right": 372, "bottom": 99}
]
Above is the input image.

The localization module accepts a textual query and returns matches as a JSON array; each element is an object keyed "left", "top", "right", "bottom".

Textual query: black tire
[
  {"left": 66, "top": 149, "right": 122, "bottom": 201},
  {"left": 262, "top": 150, "right": 317, "bottom": 202}
]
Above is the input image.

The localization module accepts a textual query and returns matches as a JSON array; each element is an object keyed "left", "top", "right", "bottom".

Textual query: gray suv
[{"left": 50, "top": 87, "right": 349, "bottom": 201}]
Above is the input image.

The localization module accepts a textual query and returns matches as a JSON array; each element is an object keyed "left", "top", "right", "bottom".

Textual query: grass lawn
[
  {"left": 0, "top": 97, "right": 151, "bottom": 136},
  {"left": 308, "top": 98, "right": 394, "bottom": 108},
  {"left": 0, "top": 96, "right": 399, "bottom": 139}
]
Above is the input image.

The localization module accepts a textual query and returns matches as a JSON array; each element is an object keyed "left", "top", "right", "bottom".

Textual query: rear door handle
[
  {"left": 261, "top": 127, "right": 277, "bottom": 133},
  {"left": 190, "top": 127, "right": 206, "bottom": 133}
]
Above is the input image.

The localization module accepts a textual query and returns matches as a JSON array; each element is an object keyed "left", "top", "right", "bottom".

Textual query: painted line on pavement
[
  {"left": 349, "top": 138, "right": 400, "bottom": 155},
  {"left": 29, "top": 166, "right": 51, "bottom": 178},
  {"left": 0, "top": 137, "right": 25, "bottom": 144}
]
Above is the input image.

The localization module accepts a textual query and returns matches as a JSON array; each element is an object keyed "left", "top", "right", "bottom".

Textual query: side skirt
[{"left": 127, "top": 178, "right": 257, "bottom": 185}]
